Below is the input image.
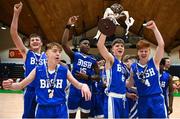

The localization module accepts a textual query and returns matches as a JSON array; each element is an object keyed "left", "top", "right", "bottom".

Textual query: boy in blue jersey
[
  {"left": 3, "top": 42, "right": 91, "bottom": 118},
  {"left": 97, "top": 34, "right": 129, "bottom": 118},
  {"left": 160, "top": 58, "right": 174, "bottom": 115},
  {"left": 10, "top": 2, "right": 46, "bottom": 118},
  {"left": 89, "top": 59, "right": 106, "bottom": 119},
  {"left": 127, "top": 20, "right": 167, "bottom": 118},
  {"left": 61, "top": 16, "right": 100, "bottom": 118},
  {"left": 123, "top": 55, "right": 138, "bottom": 119}
]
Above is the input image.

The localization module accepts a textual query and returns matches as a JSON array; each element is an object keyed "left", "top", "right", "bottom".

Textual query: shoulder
[{"left": 58, "top": 64, "right": 68, "bottom": 72}]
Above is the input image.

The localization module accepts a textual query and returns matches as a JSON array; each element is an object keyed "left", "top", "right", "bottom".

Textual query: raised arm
[
  {"left": 97, "top": 34, "right": 114, "bottom": 64},
  {"left": 3, "top": 68, "right": 36, "bottom": 90},
  {"left": 61, "top": 16, "right": 78, "bottom": 60},
  {"left": 67, "top": 70, "right": 91, "bottom": 101},
  {"left": 146, "top": 20, "right": 164, "bottom": 68},
  {"left": 10, "top": 2, "right": 28, "bottom": 60}
]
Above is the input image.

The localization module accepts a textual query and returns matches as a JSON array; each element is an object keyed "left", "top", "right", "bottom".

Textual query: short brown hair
[
  {"left": 111, "top": 38, "right": 124, "bottom": 47},
  {"left": 26, "top": 33, "right": 42, "bottom": 47},
  {"left": 136, "top": 40, "right": 150, "bottom": 50},
  {"left": 45, "top": 42, "right": 62, "bottom": 52},
  {"left": 123, "top": 55, "right": 137, "bottom": 62},
  {"left": 29, "top": 33, "right": 42, "bottom": 40}
]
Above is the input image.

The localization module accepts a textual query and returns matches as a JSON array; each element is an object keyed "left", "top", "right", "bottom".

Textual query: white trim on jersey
[
  {"left": 35, "top": 104, "right": 39, "bottom": 117},
  {"left": 160, "top": 93, "right": 168, "bottom": 117},
  {"left": 130, "top": 100, "right": 138, "bottom": 113},
  {"left": 108, "top": 92, "right": 126, "bottom": 98},
  {"left": 95, "top": 114, "right": 104, "bottom": 118},
  {"left": 129, "top": 100, "right": 138, "bottom": 119},
  {"left": 79, "top": 107, "right": 90, "bottom": 113},
  {"left": 68, "top": 109, "right": 78, "bottom": 114},
  {"left": 108, "top": 96, "right": 114, "bottom": 118}
]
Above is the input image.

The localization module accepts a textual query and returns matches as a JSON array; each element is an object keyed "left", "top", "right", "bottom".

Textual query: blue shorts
[
  {"left": 138, "top": 93, "right": 167, "bottom": 118},
  {"left": 89, "top": 93, "right": 104, "bottom": 118},
  {"left": 23, "top": 86, "right": 37, "bottom": 118},
  {"left": 127, "top": 97, "right": 138, "bottom": 118},
  {"left": 104, "top": 94, "right": 128, "bottom": 118},
  {"left": 68, "top": 86, "right": 91, "bottom": 113},
  {"left": 35, "top": 103, "right": 68, "bottom": 118}
]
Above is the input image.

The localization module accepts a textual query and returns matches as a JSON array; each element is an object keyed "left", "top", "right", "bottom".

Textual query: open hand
[{"left": 81, "top": 84, "right": 91, "bottom": 101}]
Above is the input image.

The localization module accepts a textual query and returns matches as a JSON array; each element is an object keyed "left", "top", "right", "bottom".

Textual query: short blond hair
[{"left": 45, "top": 42, "right": 62, "bottom": 52}]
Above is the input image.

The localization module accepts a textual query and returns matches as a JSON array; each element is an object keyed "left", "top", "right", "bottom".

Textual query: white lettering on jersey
[
  {"left": 77, "top": 59, "right": 92, "bottom": 69},
  {"left": 137, "top": 68, "right": 156, "bottom": 79},
  {"left": 30, "top": 57, "right": 36, "bottom": 64},
  {"left": 40, "top": 79, "right": 63, "bottom": 88},
  {"left": 117, "top": 64, "right": 122, "bottom": 72}
]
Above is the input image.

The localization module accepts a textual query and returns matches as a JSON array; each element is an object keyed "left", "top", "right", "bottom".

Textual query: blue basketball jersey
[
  {"left": 91, "top": 69, "right": 105, "bottom": 94},
  {"left": 106, "top": 57, "right": 127, "bottom": 94},
  {"left": 71, "top": 52, "right": 97, "bottom": 85},
  {"left": 24, "top": 50, "right": 46, "bottom": 87},
  {"left": 131, "top": 58, "right": 162, "bottom": 96},
  {"left": 34, "top": 64, "right": 68, "bottom": 105},
  {"left": 89, "top": 68, "right": 106, "bottom": 118},
  {"left": 68, "top": 52, "right": 97, "bottom": 113},
  {"left": 160, "top": 71, "right": 170, "bottom": 108}
]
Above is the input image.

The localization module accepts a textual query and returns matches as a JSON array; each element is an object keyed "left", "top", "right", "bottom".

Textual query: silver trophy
[{"left": 95, "top": 3, "right": 135, "bottom": 38}]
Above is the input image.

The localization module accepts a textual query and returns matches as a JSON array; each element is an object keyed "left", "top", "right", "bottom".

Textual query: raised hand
[
  {"left": 2, "top": 79, "right": 14, "bottom": 90},
  {"left": 14, "top": 2, "right": 23, "bottom": 14},
  {"left": 145, "top": 20, "right": 157, "bottom": 30},
  {"left": 67, "top": 16, "right": 79, "bottom": 26}
]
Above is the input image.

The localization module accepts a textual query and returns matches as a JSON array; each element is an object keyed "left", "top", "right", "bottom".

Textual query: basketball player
[
  {"left": 127, "top": 20, "right": 167, "bottom": 118},
  {"left": 162, "top": 57, "right": 171, "bottom": 72},
  {"left": 10, "top": 2, "right": 46, "bottom": 118},
  {"left": 2, "top": 42, "right": 91, "bottom": 118},
  {"left": 61, "top": 16, "right": 100, "bottom": 118},
  {"left": 89, "top": 59, "right": 106, "bottom": 119},
  {"left": 123, "top": 55, "right": 138, "bottom": 119},
  {"left": 160, "top": 58, "right": 174, "bottom": 115},
  {"left": 97, "top": 34, "right": 129, "bottom": 118}
]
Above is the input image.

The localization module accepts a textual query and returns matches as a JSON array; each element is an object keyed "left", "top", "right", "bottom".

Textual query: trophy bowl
[{"left": 98, "top": 18, "right": 116, "bottom": 36}]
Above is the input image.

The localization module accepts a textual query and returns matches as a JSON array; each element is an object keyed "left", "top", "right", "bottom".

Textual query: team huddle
[{"left": 2, "top": 2, "right": 173, "bottom": 118}]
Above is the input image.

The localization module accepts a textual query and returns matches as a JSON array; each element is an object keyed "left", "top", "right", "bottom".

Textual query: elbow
[
  {"left": 10, "top": 27, "right": 17, "bottom": 36},
  {"left": 96, "top": 42, "right": 101, "bottom": 49},
  {"left": 161, "top": 42, "right": 165, "bottom": 48}
]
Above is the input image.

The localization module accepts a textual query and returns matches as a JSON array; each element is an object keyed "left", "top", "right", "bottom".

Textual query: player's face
[
  {"left": 29, "top": 37, "right": 42, "bottom": 51},
  {"left": 79, "top": 40, "right": 90, "bottom": 54},
  {"left": 125, "top": 59, "right": 134, "bottom": 69},
  {"left": 138, "top": 47, "right": 150, "bottom": 61},
  {"left": 165, "top": 59, "right": 171, "bottom": 69},
  {"left": 46, "top": 46, "right": 61, "bottom": 64},
  {"left": 112, "top": 43, "right": 124, "bottom": 57}
]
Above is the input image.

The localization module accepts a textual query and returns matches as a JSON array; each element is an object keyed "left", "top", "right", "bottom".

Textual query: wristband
[{"left": 65, "top": 24, "right": 71, "bottom": 30}]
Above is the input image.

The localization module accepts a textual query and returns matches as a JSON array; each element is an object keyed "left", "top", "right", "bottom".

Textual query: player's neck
[
  {"left": 116, "top": 55, "right": 122, "bottom": 61},
  {"left": 139, "top": 59, "right": 148, "bottom": 65},
  {"left": 31, "top": 48, "right": 41, "bottom": 54},
  {"left": 47, "top": 61, "right": 57, "bottom": 71}
]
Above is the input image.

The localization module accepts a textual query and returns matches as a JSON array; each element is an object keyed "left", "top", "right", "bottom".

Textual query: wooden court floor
[{"left": 0, "top": 93, "right": 180, "bottom": 118}]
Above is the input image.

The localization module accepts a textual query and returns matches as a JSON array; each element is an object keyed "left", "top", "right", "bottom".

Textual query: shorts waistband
[{"left": 108, "top": 92, "right": 126, "bottom": 98}]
